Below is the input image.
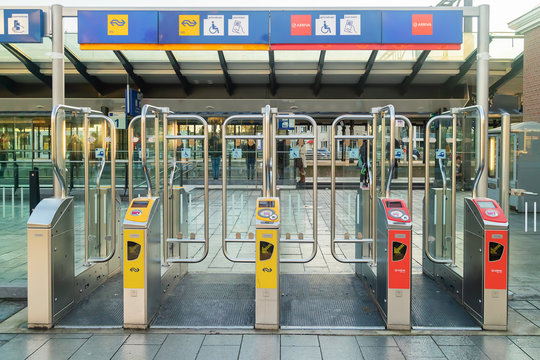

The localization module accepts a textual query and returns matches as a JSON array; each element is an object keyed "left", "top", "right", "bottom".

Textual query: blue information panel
[
  {"left": 382, "top": 10, "right": 462, "bottom": 44},
  {"left": 0, "top": 9, "right": 43, "bottom": 43},
  {"left": 159, "top": 11, "right": 269, "bottom": 44},
  {"left": 270, "top": 11, "right": 381, "bottom": 44},
  {"left": 78, "top": 11, "right": 158, "bottom": 44}
]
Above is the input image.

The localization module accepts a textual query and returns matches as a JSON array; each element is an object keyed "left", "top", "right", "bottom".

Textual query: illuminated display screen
[
  {"left": 386, "top": 201, "right": 402, "bottom": 209},
  {"left": 132, "top": 201, "right": 149, "bottom": 208},
  {"left": 478, "top": 201, "right": 496, "bottom": 209},
  {"left": 259, "top": 201, "right": 275, "bottom": 208}
]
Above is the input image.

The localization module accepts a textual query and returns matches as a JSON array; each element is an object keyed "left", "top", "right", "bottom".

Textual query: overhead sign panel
[
  {"left": 78, "top": 11, "right": 158, "bottom": 44},
  {"left": 270, "top": 10, "right": 382, "bottom": 47},
  {"left": 0, "top": 9, "right": 43, "bottom": 43},
  {"left": 159, "top": 11, "right": 270, "bottom": 45},
  {"left": 381, "top": 10, "right": 462, "bottom": 44}
]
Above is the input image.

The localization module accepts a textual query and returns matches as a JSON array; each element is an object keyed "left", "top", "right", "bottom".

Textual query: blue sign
[
  {"left": 125, "top": 89, "right": 143, "bottom": 117},
  {"left": 0, "top": 9, "right": 43, "bottom": 43},
  {"left": 270, "top": 11, "right": 381, "bottom": 44},
  {"left": 395, "top": 148, "right": 404, "bottom": 160},
  {"left": 159, "top": 11, "right": 269, "bottom": 44},
  {"left": 435, "top": 149, "right": 446, "bottom": 159},
  {"left": 279, "top": 118, "right": 295, "bottom": 130},
  {"left": 180, "top": 148, "right": 191, "bottom": 159},
  {"left": 78, "top": 11, "right": 158, "bottom": 44},
  {"left": 232, "top": 148, "right": 242, "bottom": 159},
  {"left": 382, "top": 10, "right": 462, "bottom": 44},
  {"left": 349, "top": 148, "right": 359, "bottom": 159},
  {"left": 95, "top": 148, "right": 105, "bottom": 159}
]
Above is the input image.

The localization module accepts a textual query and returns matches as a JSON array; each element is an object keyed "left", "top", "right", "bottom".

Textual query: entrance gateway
[{"left": 25, "top": 5, "right": 506, "bottom": 331}]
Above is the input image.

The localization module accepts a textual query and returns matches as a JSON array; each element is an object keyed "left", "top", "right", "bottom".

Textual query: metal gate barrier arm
[
  {"left": 127, "top": 114, "right": 154, "bottom": 202},
  {"left": 275, "top": 113, "right": 318, "bottom": 263},
  {"left": 85, "top": 114, "right": 117, "bottom": 263},
  {"left": 331, "top": 114, "right": 375, "bottom": 263},
  {"left": 163, "top": 114, "right": 209, "bottom": 264},
  {"left": 221, "top": 114, "right": 264, "bottom": 263}
]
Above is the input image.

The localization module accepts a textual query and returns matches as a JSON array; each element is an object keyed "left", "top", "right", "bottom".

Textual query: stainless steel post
[
  {"left": 84, "top": 113, "right": 90, "bottom": 265},
  {"left": 52, "top": 4, "right": 64, "bottom": 198},
  {"left": 500, "top": 112, "right": 511, "bottom": 217},
  {"left": 477, "top": 4, "right": 490, "bottom": 198},
  {"left": 451, "top": 112, "right": 457, "bottom": 265}
]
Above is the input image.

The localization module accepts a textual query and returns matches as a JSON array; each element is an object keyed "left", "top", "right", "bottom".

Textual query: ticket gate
[
  {"left": 463, "top": 198, "right": 508, "bottom": 330},
  {"left": 255, "top": 197, "right": 280, "bottom": 330},
  {"left": 123, "top": 197, "right": 161, "bottom": 328},
  {"left": 419, "top": 106, "right": 509, "bottom": 330},
  {"left": 27, "top": 106, "right": 120, "bottom": 328}
]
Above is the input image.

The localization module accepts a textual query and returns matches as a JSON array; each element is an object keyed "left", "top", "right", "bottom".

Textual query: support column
[
  {"left": 477, "top": 4, "right": 490, "bottom": 198},
  {"left": 52, "top": 4, "right": 65, "bottom": 197}
]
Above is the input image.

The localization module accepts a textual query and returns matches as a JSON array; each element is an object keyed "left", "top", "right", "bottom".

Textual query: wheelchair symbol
[
  {"left": 321, "top": 21, "right": 331, "bottom": 34},
  {"left": 209, "top": 21, "right": 219, "bottom": 34}
]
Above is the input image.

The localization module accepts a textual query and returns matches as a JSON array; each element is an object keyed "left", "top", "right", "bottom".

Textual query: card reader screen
[
  {"left": 478, "top": 201, "right": 496, "bottom": 209},
  {"left": 132, "top": 201, "right": 149, "bottom": 208},
  {"left": 259, "top": 201, "right": 275, "bottom": 208},
  {"left": 386, "top": 201, "right": 402, "bottom": 209}
]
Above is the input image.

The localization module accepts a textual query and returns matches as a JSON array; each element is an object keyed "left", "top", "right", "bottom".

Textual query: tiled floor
[{"left": 0, "top": 333, "right": 539, "bottom": 360}]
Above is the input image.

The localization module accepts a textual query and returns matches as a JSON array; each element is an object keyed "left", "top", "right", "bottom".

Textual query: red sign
[
  {"left": 485, "top": 230, "right": 508, "bottom": 290},
  {"left": 291, "top": 15, "right": 312, "bottom": 36},
  {"left": 131, "top": 209, "right": 142, "bottom": 217},
  {"left": 411, "top": 14, "right": 433, "bottom": 35},
  {"left": 388, "top": 230, "right": 411, "bottom": 289}
]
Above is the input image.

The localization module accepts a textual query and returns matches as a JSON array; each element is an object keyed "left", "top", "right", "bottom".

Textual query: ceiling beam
[
  {"left": 113, "top": 50, "right": 147, "bottom": 93},
  {"left": 444, "top": 48, "right": 477, "bottom": 91},
  {"left": 0, "top": 75, "right": 17, "bottom": 94},
  {"left": 64, "top": 46, "right": 106, "bottom": 96},
  {"left": 489, "top": 52, "right": 524, "bottom": 97},
  {"left": 165, "top": 50, "right": 191, "bottom": 96},
  {"left": 269, "top": 50, "right": 277, "bottom": 96},
  {"left": 217, "top": 50, "right": 234, "bottom": 96},
  {"left": 400, "top": 50, "right": 431, "bottom": 95},
  {"left": 313, "top": 50, "right": 326, "bottom": 96},
  {"left": 356, "top": 50, "right": 378, "bottom": 96},
  {"left": 1, "top": 43, "right": 51, "bottom": 87}
]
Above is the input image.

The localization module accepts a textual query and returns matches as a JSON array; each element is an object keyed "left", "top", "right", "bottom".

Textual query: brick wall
[{"left": 523, "top": 26, "right": 540, "bottom": 122}]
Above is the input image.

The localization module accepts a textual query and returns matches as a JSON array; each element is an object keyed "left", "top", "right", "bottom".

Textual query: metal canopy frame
[
  {"left": 313, "top": 50, "right": 326, "bottom": 96},
  {"left": 218, "top": 50, "right": 234, "bottom": 96},
  {"left": 356, "top": 50, "right": 378, "bottom": 96},
  {"left": 1, "top": 43, "right": 52, "bottom": 87},
  {"left": 113, "top": 50, "right": 147, "bottom": 92},
  {"left": 165, "top": 50, "right": 192, "bottom": 95},
  {"left": 0, "top": 75, "right": 16, "bottom": 94},
  {"left": 400, "top": 50, "right": 431, "bottom": 95},
  {"left": 489, "top": 52, "right": 524, "bottom": 97},
  {"left": 64, "top": 46, "right": 106, "bottom": 96}
]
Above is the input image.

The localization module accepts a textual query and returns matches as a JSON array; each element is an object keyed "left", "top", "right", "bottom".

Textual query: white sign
[
  {"left": 232, "top": 148, "right": 242, "bottom": 159},
  {"left": 435, "top": 149, "right": 446, "bottom": 159},
  {"left": 204, "top": 15, "right": 224, "bottom": 36},
  {"left": 8, "top": 13, "right": 29, "bottom": 35},
  {"left": 181, "top": 148, "right": 191, "bottom": 159},
  {"left": 315, "top": 15, "right": 336, "bottom": 36},
  {"left": 349, "top": 148, "right": 359, "bottom": 159},
  {"left": 228, "top": 15, "right": 248, "bottom": 36},
  {"left": 0, "top": 11, "right": 4, "bottom": 35},
  {"left": 340, "top": 14, "right": 361, "bottom": 35},
  {"left": 95, "top": 148, "right": 105, "bottom": 159},
  {"left": 290, "top": 148, "right": 299, "bottom": 159},
  {"left": 109, "top": 112, "right": 127, "bottom": 130},
  {"left": 395, "top": 148, "right": 404, "bottom": 160},
  {"left": 396, "top": 119, "right": 405, "bottom": 128}
]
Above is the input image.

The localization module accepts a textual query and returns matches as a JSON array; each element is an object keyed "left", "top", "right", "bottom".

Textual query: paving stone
[
  {"left": 281, "top": 334, "right": 319, "bottom": 347},
  {"left": 281, "top": 346, "right": 322, "bottom": 360}
]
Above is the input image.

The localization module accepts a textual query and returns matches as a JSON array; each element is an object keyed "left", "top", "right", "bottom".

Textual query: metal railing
[
  {"left": 163, "top": 114, "right": 209, "bottom": 264},
  {"left": 127, "top": 114, "right": 154, "bottom": 202},
  {"left": 275, "top": 113, "right": 318, "bottom": 263},
  {"left": 221, "top": 113, "right": 265, "bottom": 263},
  {"left": 331, "top": 114, "right": 375, "bottom": 263}
]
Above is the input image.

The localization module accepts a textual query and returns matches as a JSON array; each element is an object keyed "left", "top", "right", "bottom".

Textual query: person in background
[
  {"left": 243, "top": 139, "right": 256, "bottom": 180},
  {"left": 0, "top": 133, "right": 7, "bottom": 178},
  {"left": 359, "top": 139, "right": 369, "bottom": 187},
  {"left": 209, "top": 129, "right": 222, "bottom": 180},
  {"left": 296, "top": 139, "right": 307, "bottom": 184},
  {"left": 68, "top": 134, "right": 83, "bottom": 191},
  {"left": 456, "top": 155, "right": 464, "bottom": 191}
]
